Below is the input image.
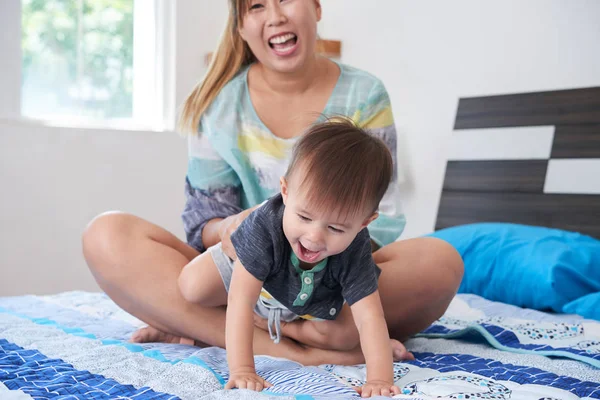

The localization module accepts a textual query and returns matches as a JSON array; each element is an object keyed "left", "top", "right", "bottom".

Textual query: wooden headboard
[{"left": 436, "top": 87, "right": 600, "bottom": 239}]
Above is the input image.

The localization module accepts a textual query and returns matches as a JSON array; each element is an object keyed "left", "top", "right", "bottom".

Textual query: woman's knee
[
  {"left": 425, "top": 237, "right": 464, "bottom": 288},
  {"left": 377, "top": 237, "right": 463, "bottom": 290},
  {"left": 82, "top": 212, "right": 138, "bottom": 276}
]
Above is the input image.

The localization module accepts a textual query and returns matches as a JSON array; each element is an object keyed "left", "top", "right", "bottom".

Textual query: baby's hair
[{"left": 285, "top": 118, "right": 393, "bottom": 219}]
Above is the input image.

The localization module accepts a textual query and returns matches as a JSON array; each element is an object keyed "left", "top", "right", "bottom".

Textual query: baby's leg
[{"left": 178, "top": 250, "right": 228, "bottom": 307}]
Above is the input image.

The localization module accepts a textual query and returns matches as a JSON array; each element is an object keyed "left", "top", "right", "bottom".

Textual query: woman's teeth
[{"left": 269, "top": 33, "right": 296, "bottom": 45}]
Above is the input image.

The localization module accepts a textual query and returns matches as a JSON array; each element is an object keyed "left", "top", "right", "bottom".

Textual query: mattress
[{"left": 1, "top": 291, "right": 598, "bottom": 399}]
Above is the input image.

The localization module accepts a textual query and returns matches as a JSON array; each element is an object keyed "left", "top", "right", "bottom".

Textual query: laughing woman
[{"left": 83, "top": 0, "right": 463, "bottom": 368}]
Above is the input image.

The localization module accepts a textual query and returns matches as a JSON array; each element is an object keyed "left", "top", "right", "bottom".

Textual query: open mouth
[
  {"left": 298, "top": 242, "right": 322, "bottom": 263},
  {"left": 268, "top": 32, "right": 298, "bottom": 54}
]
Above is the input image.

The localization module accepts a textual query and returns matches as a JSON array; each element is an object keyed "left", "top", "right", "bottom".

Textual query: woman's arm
[
  {"left": 225, "top": 259, "right": 272, "bottom": 391},
  {"left": 202, "top": 204, "right": 261, "bottom": 259},
  {"left": 201, "top": 217, "right": 225, "bottom": 250},
  {"left": 183, "top": 131, "right": 244, "bottom": 253},
  {"left": 358, "top": 81, "right": 407, "bottom": 247}
]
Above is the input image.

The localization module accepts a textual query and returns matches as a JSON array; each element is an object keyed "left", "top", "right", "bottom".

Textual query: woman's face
[{"left": 238, "top": 0, "right": 321, "bottom": 74}]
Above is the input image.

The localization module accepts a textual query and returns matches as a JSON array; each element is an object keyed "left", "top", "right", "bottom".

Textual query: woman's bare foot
[
  {"left": 253, "top": 314, "right": 269, "bottom": 331},
  {"left": 391, "top": 339, "right": 415, "bottom": 362},
  {"left": 253, "top": 313, "right": 290, "bottom": 332},
  {"left": 130, "top": 325, "right": 196, "bottom": 346}
]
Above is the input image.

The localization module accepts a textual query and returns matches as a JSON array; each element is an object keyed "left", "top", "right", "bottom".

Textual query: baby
[{"left": 179, "top": 119, "right": 408, "bottom": 397}]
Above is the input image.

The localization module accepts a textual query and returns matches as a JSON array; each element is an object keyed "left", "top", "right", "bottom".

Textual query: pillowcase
[
  {"left": 563, "top": 292, "right": 600, "bottom": 320},
  {"left": 427, "top": 223, "right": 600, "bottom": 319}
]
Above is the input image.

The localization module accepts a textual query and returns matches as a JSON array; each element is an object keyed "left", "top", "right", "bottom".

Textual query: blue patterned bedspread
[{"left": 0, "top": 292, "right": 598, "bottom": 399}]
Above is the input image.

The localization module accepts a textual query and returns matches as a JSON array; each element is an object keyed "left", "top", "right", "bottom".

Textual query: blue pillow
[
  {"left": 563, "top": 292, "right": 600, "bottom": 320},
  {"left": 427, "top": 223, "right": 600, "bottom": 319}
]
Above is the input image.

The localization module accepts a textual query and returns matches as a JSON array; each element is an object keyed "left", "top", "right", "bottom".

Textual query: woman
[{"left": 82, "top": 0, "right": 463, "bottom": 367}]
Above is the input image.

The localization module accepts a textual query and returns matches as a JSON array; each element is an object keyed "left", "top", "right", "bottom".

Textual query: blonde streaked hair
[{"left": 178, "top": 0, "right": 255, "bottom": 135}]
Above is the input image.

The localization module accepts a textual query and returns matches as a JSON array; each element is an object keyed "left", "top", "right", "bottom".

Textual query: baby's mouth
[{"left": 298, "top": 242, "right": 322, "bottom": 263}]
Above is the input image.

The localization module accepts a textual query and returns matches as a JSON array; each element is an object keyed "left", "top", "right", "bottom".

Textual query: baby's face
[{"left": 280, "top": 175, "right": 377, "bottom": 267}]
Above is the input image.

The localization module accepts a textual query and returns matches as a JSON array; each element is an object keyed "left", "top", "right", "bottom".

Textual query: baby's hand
[
  {"left": 225, "top": 370, "right": 272, "bottom": 392},
  {"left": 354, "top": 380, "right": 400, "bottom": 398}
]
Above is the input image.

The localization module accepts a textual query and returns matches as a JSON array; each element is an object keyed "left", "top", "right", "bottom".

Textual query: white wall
[
  {"left": 0, "top": 120, "right": 187, "bottom": 295},
  {"left": 319, "top": 0, "right": 600, "bottom": 238},
  {"left": 0, "top": 1, "right": 220, "bottom": 296},
  {"left": 1, "top": 0, "right": 599, "bottom": 295},
  {"left": 0, "top": 1, "right": 21, "bottom": 118},
  {"left": 174, "top": 0, "right": 229, "bottom": 113}
]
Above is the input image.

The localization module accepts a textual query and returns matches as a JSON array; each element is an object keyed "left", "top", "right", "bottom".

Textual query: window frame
[{"left": 0, "top": 0, "right": 175, "bottom": 132}]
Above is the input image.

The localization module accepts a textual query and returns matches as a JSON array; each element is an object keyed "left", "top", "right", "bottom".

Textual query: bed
[{"left": 2, "top": 87, "right": 600, "bottom": 399}]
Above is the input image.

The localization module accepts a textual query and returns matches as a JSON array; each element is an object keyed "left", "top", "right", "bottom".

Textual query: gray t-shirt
[{"left": 230, "top": 193, "right": 381, "bottom": 320}]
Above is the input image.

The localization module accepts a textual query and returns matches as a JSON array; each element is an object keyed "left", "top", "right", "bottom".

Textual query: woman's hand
[
  {"left": 218, "top": 206, "right": 259, "bottom": 260},
  {"left": 354, "top": 380, "right": 400, "bottom": 398}
]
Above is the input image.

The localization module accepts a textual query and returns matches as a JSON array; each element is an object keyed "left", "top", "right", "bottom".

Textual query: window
[{"left": 20, "top": 0, "right": 172, "bottom": 128}]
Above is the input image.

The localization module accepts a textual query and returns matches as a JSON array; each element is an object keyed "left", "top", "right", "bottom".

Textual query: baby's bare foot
[
  {"left": 130, "top": 325, "right": 196, "bottom": 346},
  {"left": 390, "top": 339, "right": 415, "bottom": 362}
]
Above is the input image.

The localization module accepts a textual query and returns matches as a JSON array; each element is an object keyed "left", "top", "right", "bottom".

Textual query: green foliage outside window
[{"left": 22, "top": 0, "right": 134, "bottom": 119}]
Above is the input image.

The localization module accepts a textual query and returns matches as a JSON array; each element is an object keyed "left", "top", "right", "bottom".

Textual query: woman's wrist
[
  {"left": 201, "top": 206, "right": 259, "bottom": 250},
  {"left": 201, "top": 217, "right": 225, "bottom": 249}
]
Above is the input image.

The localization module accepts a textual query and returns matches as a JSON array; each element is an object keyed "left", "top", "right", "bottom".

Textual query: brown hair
[
  {"left": 285, "top": 118, "right": 393, "bottom": 219},
  {"left": 178, "top": 0, "right": 255, "bottom": 134}
]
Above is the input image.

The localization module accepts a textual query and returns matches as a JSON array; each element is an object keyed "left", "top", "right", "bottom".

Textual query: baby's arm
[
  {"left": 350, "top": 290, "right": 400, "bottom": 398},
  {"left": 225, "top": 260, "right": 272, "bottom": 392}
]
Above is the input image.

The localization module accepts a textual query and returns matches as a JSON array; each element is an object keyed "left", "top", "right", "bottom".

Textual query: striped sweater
[{"left": 183, "top": 62, "right": 406, "bottom": 252}]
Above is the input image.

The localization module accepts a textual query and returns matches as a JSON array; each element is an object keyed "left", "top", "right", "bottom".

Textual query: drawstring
[{"left": 267, "top": 308, "right": 282, "bottom": 344}]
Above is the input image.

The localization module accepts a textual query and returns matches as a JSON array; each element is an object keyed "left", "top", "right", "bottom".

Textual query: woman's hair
[
  {"left": 285, "top": 118, "right": 393, "bottom": 219},
  {"left": 178, "top": 0, "right": 255, "bottom": 134}
]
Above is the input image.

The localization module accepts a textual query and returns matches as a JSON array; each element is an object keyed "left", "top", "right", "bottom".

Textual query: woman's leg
[
  {"left": 260, "top": 307, "right": 360, "bottom": 351},
  {"left": 82, "top": 212, "right": 364, "bottom": 366},
  {"left": 254, "top": 236, "right": 461, "bottom": 354},
  {"left": 253, "top": 310, "right": 414, "bottom": 360},
  {"left": 373, "top": 237, "right": 464, "bottom": 341}
]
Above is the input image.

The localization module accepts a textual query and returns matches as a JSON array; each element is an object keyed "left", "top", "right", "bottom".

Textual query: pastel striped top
[{"left": 182, "top": 62, "right": 406, "bottom": 252}]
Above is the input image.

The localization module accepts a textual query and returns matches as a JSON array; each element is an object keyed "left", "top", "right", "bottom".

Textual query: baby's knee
[
  {"left": 178, "top": 272, "right": 206, "bottom": 304},
  {"left": 178, "top": 256, "right": 224, "bottom": 307}
]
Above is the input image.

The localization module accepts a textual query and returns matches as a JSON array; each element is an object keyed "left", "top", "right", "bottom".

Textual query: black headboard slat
[
  {"left": 551, "top": 124, "right": 600, "bottom": 158},
  {"left": 443, "top": 160, "right": 548, "bottom": 193},
  {"left": 454, "top": 87, "right": 600, "bottom": 130},
  {"left": 436, "top": 192, "right": 600, "bottom": 239},
  {"left": 437, "top": 87, "right": 600, "bottom": 239}
]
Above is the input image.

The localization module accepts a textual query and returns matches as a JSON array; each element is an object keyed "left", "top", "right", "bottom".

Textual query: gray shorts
[{"left": 208, "top": 242, "right": 299, "bottom": 343}]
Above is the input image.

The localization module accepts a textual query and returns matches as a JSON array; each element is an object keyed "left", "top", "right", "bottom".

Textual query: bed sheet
[{"left": 1, "top": 292, "right": 598, "bottom": 399}]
